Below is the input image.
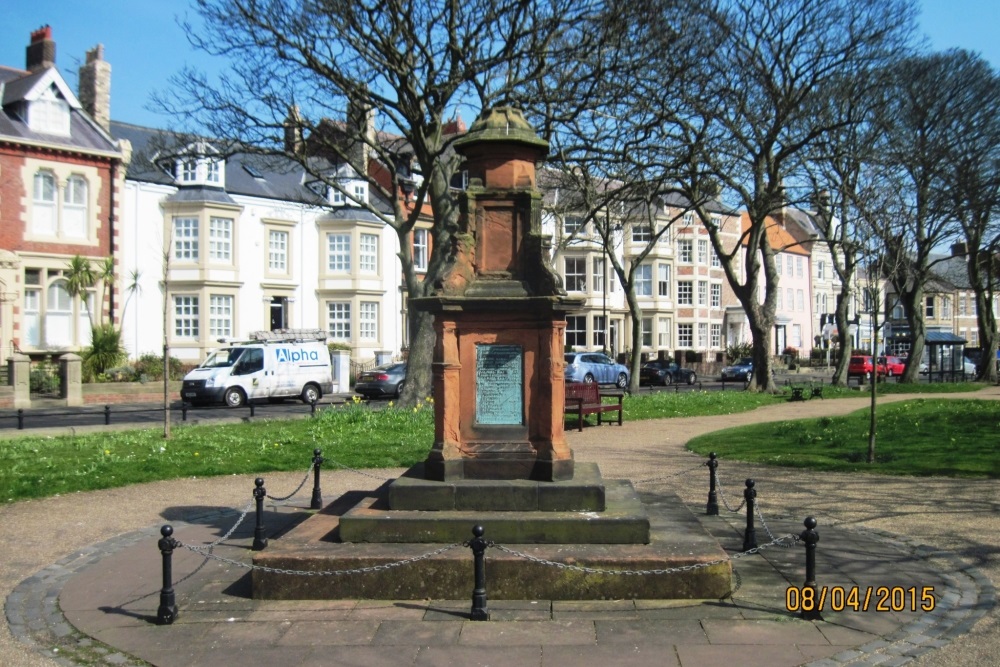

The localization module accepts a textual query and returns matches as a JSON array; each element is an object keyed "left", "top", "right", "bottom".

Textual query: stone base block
[{"left": 252, "top": 491, "right": 732, "bottom": 601}]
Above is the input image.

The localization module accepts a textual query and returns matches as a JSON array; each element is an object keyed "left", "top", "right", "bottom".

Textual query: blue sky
[{"left": 2, "top": 0, "right": 998, "bottom": 129}]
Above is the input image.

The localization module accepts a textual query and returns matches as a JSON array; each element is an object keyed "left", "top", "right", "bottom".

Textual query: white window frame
[
  {"left": 62, "top": 175, "right": 88, "bottom": 238},
  {"left": 564, "top": 257, "right": 587, "bottom": 292},
  {"left": 209, "top": 295, "right": 233, "bottom": 338},
  {"left": 209, "top": 217, "right": 232, "bottom": 263},
  {"left": 268, "top": 230, "right": 288, "bottom": 272},
  {"left": 697, "top": 239, "right": 708, "bottom": 264},
  {"left": 658, "top": 264, "right": 671, "bottom": 297},
  {"left": 641, "top": 317, "right": 653, "bottom": 347},
  {"left": 359, "top": 301, "right": 378, "bottom": 340},
  {"left": 678, "top": 239, "right": 693, "bottom": 263},
  {"left": 327, "top": 233, "right": 351, "bottom": 272},
  {"left": 678, "top": 323, "right": 693, "bottom": 347},
  {"left": 678, "top": 281, "right": 693, "bottom": 305},
  {"left": 173, "top": 295, "right": 199, "bottom": 338},
  {"left": 360, "top": 233, "right": 378, "bottom": 273},
  {"left": 566, "top": 315, "right": 587, "bottom": 347},
  {"left": 173, "top": 217, "right": 199, "bottom": 261},
  {"left": 711, "top": 323, "right": 722, "bottom": 348},
  {"left": 593, "top": 257, "right": 605, "bottom": 293},
  {"left": 328, "top": 302, "right": 351, "bottom": 340},
  {"left": 32, "top": 171, "right": 57, "bottom": 236},
  {"left": 636, "top": 264, "right": 652, "bottom": 297},
  {"left": 711, "top": 283, "right": 721, "bottom": 308},
  {"left": 698, "top": 280, "right": 708, "bottom": 306},
  {"left": 413, "top": 229, "right": 428, "bottom": 271}
]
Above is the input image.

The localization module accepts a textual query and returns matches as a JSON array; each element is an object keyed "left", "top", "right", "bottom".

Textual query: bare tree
[
  {"left": 163, "top": 0, "right": 599, "bottom": 406},
  {"left": 937, "top": 50, "right": 1000, "bottom": 383},
  {"left": 803, "top": 65, "right": 898, "bottom": 386},
  {"left": 533, "top": 0, "right": 916, "bottom": 392},
  {"left": 666, "top": 0, "right": 917, "bottom": 391},
  {"left": 870, "top": 51, "right": 972, "bottom": 382}
]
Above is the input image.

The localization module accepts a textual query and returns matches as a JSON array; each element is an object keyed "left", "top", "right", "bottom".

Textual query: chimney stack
[
  {"left": 26, "top": 25, "right": 56, "bottom": 72},
  {"left": 347, "top": 93, "right": 375, "bottom": 174},
  {"left": 283, "top": 105, "right": 305, "bottom": 155},
  {"left": 78, "top": 44, "right": 112, "bottom": 132}
]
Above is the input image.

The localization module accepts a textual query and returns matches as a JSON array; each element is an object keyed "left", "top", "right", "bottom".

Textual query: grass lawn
[
  {"left": 687, "top": 398, "right": 1000, "bottom": 478},
  {"left": 0, "top": 382, "right": 988, "bottom": 503}
]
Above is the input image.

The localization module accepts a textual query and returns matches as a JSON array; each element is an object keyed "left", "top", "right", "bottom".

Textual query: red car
[
  {"left": 848, "top": 355, "right": 886, "bottom": 380},
  {"left": 879, "top": 356, "right": 905, "bottom": 377}
]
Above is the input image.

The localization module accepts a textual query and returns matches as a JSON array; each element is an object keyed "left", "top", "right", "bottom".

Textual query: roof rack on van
[{"left": 248, "top": 329, "right": 329, "bottom": 343}]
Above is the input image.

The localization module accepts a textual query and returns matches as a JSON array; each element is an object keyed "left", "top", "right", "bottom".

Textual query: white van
[{"left": 181, "top": 339, "right": 334, "bottom": 407}]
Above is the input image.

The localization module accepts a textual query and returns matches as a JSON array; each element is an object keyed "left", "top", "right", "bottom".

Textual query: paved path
[{"left": 1, "top": 386, "right": 998, "bottom": 666}]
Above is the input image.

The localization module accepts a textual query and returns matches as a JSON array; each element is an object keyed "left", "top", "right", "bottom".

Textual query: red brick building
[{"left": 0, "top": 26, "right": 124, "bottom": 358}]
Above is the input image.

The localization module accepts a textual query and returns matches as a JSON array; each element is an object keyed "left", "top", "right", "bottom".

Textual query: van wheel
[
  {"left": 687, "top": 373, "right": 697, "bottom": 385},
  {"left": 301, "top": 383, "right": 321, "bottom": 404},
  {"left": 224, "top": 387, "right": 246, "bottom": 408}
]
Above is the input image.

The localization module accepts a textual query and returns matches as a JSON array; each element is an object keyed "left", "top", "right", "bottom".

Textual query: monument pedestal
[{"left": 252, "top": 463, "right": 732, "bottom": 600}]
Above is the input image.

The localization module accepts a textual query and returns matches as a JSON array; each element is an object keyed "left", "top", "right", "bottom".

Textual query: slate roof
[
  {"left": 111, "top": 120, "right": 392, "bottom": 217},
  {"left": 0, "top": 65, "right": 119, "bottom": 156}
]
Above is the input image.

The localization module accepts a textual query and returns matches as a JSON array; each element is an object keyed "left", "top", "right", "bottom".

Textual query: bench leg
[{"left": 617, "top": 407, "right": 623, "bottom": 426}]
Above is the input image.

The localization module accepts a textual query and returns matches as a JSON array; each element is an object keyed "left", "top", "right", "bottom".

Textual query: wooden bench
[{"left": 564, "top": 382, "right": 624, "bottom": 432}]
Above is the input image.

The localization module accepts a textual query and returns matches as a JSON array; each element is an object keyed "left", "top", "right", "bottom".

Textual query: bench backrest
[{"left": 565, "top": 382, "right": 599, "bottom": 404}]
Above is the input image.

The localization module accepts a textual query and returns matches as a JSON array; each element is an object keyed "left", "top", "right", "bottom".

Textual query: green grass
[
  {"left": 687, "top": 398, "right": 1000, "bottom": 478},
  {"left": 0, "top": 382, "right": 988, "bottom": 503},
  {"left": 0, "top": 396, "right": 434, "bottom": 503}
]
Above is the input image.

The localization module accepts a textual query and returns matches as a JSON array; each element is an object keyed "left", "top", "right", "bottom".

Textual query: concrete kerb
[{"left": 3, "top": 386, "right": 999, "bottom": 666}]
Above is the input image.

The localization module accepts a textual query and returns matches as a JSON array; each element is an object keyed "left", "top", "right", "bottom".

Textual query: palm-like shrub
[{"left": 82, "top": 323, "right": 126, "bottom": 381}]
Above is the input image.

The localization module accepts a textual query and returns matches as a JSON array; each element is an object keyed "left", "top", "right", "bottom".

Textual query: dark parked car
[
  {"left": 564, "top": 352, "right": 629, "bottom": 388},
  {"left": 721, "top": 358, "right": 753, "bottom": 382},
  {"left": 639, "top": 360, "right": 697, "bottom": 386},
  {"left": 354, "top": 362, "right": 407, "bottom": 399}
]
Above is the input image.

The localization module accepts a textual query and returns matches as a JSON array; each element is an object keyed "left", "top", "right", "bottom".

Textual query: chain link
[
  {"left": 490, "top": 534, "right": 796, "bottom": 576},
  {"left": 714, "top": 470, "right": 746, "bottom": 513},
  {"left": 754, "top": 498, "right": 791, "bottom": 548},
  {"left": 324, "top": 458, "right": 395, "bottom": 481},
  {"left": 266, "top": 464, "right": 315, "bottom": 502},
  {"left": 178, "top": 541, "right": 463, "bottom": 576},
  {"left": 199, "top": 501, "right": 255, "bottom": 549}
]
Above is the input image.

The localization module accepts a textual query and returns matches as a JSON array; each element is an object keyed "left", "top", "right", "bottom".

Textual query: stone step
[
  {"left": 341, "top": 478, "right": 648, "bottom": 544},
  {"left": 387, "top": 461, "right": 606, "bottom": 512}
]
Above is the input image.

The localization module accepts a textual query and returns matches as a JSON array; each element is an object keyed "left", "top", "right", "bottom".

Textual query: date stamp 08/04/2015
[{"left": 785, "top": 586, "right": 937, "bottom": 613}]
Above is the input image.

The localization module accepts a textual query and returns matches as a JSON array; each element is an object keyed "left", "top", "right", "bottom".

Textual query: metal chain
[
  {"left": 633, "top": 462, "right": 707, "bottom": 486},
  {"left": 199, "top": 501, "right": 255, "bottom": 549},
  {"left": 714, "top": 471, "right": 746, "bottom": 513},
  {"left": 754, "top": 498, "right": 791, "bottom": 548},
  {"left": 490, "top": 534, "right": 796, "bottom": 576},
  {"left": 266, "top": 464, "right": 315, "bottom": 502},
  {"left": 324, "top": 458, "right": 395, "bottom": 481},
  {"left": 177, "top": 541, "right": 462, "bottom": 576}
]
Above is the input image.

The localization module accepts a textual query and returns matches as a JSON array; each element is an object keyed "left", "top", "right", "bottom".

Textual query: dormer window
[
  {"left": 172, "top": 143, "right": 225, "bottom": 187},
  {"left": 28, "top": 87, "right": 70, "bottom": 136},
  {"left": 328, "top": 180, "right": 368, "bottom": 206}
]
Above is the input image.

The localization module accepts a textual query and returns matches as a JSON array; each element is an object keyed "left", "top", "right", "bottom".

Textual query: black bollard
[
  {"left": 156, "top": 525, "right": 179, "bottom": 625},
  {"left": 249, "top": 403, "right": 255, "bottom": 417},
  {"left": 310, "top": 448, "right": 324, "bottom": 509},
  {"left": 104, "top": 404, "right": 111, "bottom": 425},
  {"left": 469, "top": 525, "right": 490, "bottom": 621},
  {"left": 252, "top": 478, "right": 268, "bottom": 550},
  {"left": 742, "top": 479, "right": 757, "bottom": 552},
  {"left": 799, "top": 517, "right": 822, "bottom": 620},
  {"left": 182, "top": 403, "right": 188, "bottom": 422},
  {"left": 310, "top": 398, "right": 318, "bottom": 416},
  {"left": 706, "top": 453, "right": 719, "bottom": 516},
  {"left": 17, "top": 408, "right": 23, "bottom": 430}
]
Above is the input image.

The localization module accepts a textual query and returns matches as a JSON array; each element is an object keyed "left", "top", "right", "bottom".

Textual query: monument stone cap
[{"left": 453, "top": 107, "right": 549, "bottom": 156}]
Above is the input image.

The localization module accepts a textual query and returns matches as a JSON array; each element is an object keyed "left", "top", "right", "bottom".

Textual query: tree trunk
[
  {"left": 831, "top": 292, "right": 853, "bottom": 386},
  {"left": 899, "top": 286, "right": 926, "bottom": 383},
  {"left": 975, "top": 293, "right": 998, "bottom": 383}
]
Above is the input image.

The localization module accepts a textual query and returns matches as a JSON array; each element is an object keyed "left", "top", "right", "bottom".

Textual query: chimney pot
[{"left": 26, "top": 25, "right": 56, "bottom": 72}]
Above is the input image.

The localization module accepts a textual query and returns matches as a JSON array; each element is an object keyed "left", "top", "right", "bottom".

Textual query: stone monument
[
  {"left": 253, "top": 108, "right": 732, "bottom": 602},
  {"left": 412, "top": 107, "right": 582, "bottom": 482}
]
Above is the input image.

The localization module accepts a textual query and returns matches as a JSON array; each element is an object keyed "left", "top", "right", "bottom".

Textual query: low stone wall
[
  {"left": 82, "top": 381, "right": 183, "bottom": 405},
  {"left": 0, "top": 385, "right": 13, "bottom": 409}
]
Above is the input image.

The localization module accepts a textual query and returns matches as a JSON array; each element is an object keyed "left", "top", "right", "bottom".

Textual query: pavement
[{"left": 2, "top": 386, "right": 999, "bottom": 666}]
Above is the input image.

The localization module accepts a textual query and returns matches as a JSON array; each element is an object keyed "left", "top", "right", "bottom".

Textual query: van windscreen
[{"left": 200, "top": 347, "right": 246, "bottom": 368}]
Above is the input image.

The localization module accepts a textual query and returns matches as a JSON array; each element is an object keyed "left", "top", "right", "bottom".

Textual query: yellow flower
[
  {"left": 104, "top": 449, "right": 110, "bottom": 455},
  {"left": 387, "top": 401, "right": 394, "bottom": 408},
  {"left": 194, "top": 452, "right": 200, "bottom": 457}
]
